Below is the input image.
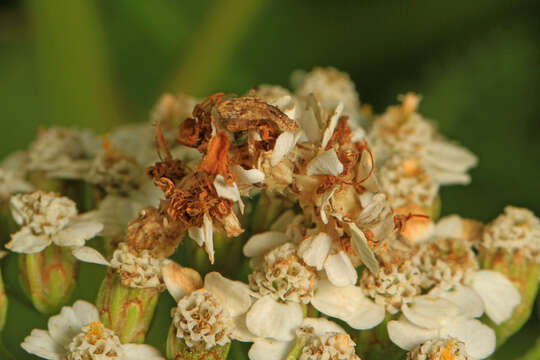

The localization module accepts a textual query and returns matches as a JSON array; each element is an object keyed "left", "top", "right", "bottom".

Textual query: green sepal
[
  {"left": 166, "top": 322, "right": 231, "bottom": 360},
  {"left": 19, "top": 244, "right": 78, "bottom": 314},
  {"left": 479, "top": 248, "right": 540, "bottom": 346},
  {"left": 351, "top": 314, "right": 406, "bottom": 360},
  {"left": 96, "top": 270, "right": 161, "bottom": 344},
  {"left": 284, "top": 336, "right": 306, "bottom": 360}
]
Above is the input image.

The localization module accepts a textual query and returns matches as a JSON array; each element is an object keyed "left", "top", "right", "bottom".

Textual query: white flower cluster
[{"left": 8, "top": 67, "right": 537, "bottom": 360}]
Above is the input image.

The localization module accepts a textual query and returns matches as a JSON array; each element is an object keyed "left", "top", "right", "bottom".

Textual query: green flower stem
[
  {"left": 479, "top": 249, "right": 539, "bottom": 346},
  {"left": 96, "top": 271, "right": 161, "bottom": 344},
  {"left": 166, "top": 322, "right": 230, "bottom": 360},
  {"left": 0, "top": 270, "right": 7, "bottom": 331},
  {"left": 352, "top": 314, "right": 405, "bottom": 360},
  {"left": 19, "top": 244, "right": 77, "bottom": 314}
]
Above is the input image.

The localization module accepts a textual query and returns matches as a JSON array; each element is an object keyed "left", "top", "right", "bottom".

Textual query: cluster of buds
[{"left": 0, "top": 67, "right": 537, "bottom": 360}]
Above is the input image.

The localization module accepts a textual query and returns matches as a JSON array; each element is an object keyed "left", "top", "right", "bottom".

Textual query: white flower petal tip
[
  {"left": 233, "top": 165, "right": 265, "bottom": 185},
  {"left": 55, "top": 218, "right": 104, "bottom": 248},
  {"left": 21, "top": 329, "right": 64, "bottom": 360},
  {"left": 469, "top": 270, "right": 521, "bottom": 325},
  {"left": 321, "top": 102, "right": 344, "bottom": 149},
  {"left": 71, "top": 300, "right": 100, "bottom": 325},
  {"left": 188, "top": 214, "right": 215, "bottom": 263},
  {"left": 6, "top": 228, "right": 50, "bottom": 254},
  {"left": 71, "top": 246, "right": 110, "bottom": 266},
  {"left": 122, "top": 343, "right": 165, "bottom": 360},
  {"left": 243, "top": 231, "right": 288, "bottom": 257},
  {"left": 387, "top": 319, "right": 437, "bottom": 351},
  {"left": 401, "top": 296, "right": 462, "bottom": 329},
  {"left": 307, "top": 149, "right": 344, "bottom": 176},
  {"left": 349, "top": 223, "right": 379, "bottom": 274},
  {"left": 298, "top": 232, "right": 332, "bottom": 270},
  {"left": 248, "top": 339, "right": 294, "bottom": 360},
  {"left": 271, "top": 131, "right": 296, "bottom": 166},
  {"left": 246, "top": 296, "right": 303, "bottom": 341},
  {"left": 162, "top": 261, "right": 202, "bottom": 302},
  {"left": 429, "top": 285, "right": 484, "bottom": 319},
  {"left": 444, "top": 319, "right": 496, "bottom": 360},
  {"left": 311, "top": 280, "right": 385, "bottom": 330},
  {"left": 205, "top": 272, "right": 252, "bottom": 317},
  {"left": 302, "top": 317, "right": 345, "bottom": 336},
  {"left": 323, "top": 251, "right": 358, "bottom": 287},
  {"left": 213, "top": 175, "right": 244, "bottom": 213}
]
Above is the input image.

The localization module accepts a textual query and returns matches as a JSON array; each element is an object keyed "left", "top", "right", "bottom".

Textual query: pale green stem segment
[
  {"left": 19, "top": 244, "right": 78, "bottom": 314},
  {"left": 166, "top": 322, "right": 231, "bottom": 360},
  {"left": 0, "top": 269, "right": 7, "bottom": 331},
  {"left": 96, "top": 271, "right": 161, "bottom": 344},
  {"left": 167, "top": 0, "right": 266, "bottom": 96}
]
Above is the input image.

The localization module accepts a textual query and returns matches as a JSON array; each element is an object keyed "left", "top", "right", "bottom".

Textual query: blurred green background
[{"left": 0, "top": 0, "right": 539, "bottom": 359}]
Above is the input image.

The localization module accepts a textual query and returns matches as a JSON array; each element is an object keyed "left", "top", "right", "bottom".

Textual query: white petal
[
  {"left": 425, "top": 141, "right": 477, "bottom": 173},
  {"left": 162, "top": 261, "right": 202, "bottom": 302},
  {"left": 205, "top": 272, "right": 252, "bottom": 317},
  {"left": 21, "top": 329, "right": 64, "bottom": 360},
  {"left": 443, "top": 319, "right": 496, "bottom": 360},
  {"left": 311, "top": 279, "right": 385, "bottom": 330},
  {"left": 429, "top": 285, "right": 484, "bottom": 319},
  {"left": 349, "top": 223, "right": 379, "bottom": 274},
  {"left": 434, "top": 215, "right": 463, "bottom": 238},
  {"left": 71, "top": 246, "right": 109, "bottom": 266},
  {"left": 123, "top": 343, "right": 165, "bottom": 360},
  {"left": 70, "top": 300, "right": 99, "bottom": 327},
  {"left": 324, "top": 251, "right": 357, "bottom": 286},
  {"left": 321, "top": 102, "right": 343, "bottom": 149},
  {"left": 233, "top": 165, "right": 265, "bottom": 185},
  {"left": 54, "top": 218, "right": 103, "bottom": 247},
  {"left": 188, "top": 214, "right": 215, "bottom": 263},
  {"left": 248, "top": 339, "right": 294, "bottom": 360},
  {"left": 243, "top": 231, "right": 289, "bottom": 257},
  {"left": 47, "top": 305, "right": 83, "bottom": 347},
  {"left": 246, "top": 296, "right": 303, "bottom": 341},
  {"left": 270, "top": 210, "right": 297, "bottom": 232},
  {"left": 231, "top": 314, "right": 258, "bottom": 342},
  {"left": 387, "top": 318, "right": 437, "bottom": 351},
  {"left": 6, "top": 228, "right": 51, "bottom": 253},
  {"left": 319, "top": 187, "right": 337, "bottom": 224},
  {"left": 302, "top": 317, "right": 345, "bottom": 336},
  {"left": 306, "top": 149, "right": 344, "bottom": 176},
  {"left": 271, "top": 132, "right": 296, "bottom": 166},
  {"left": 213, "top": 175, "right": 244, "bottom": 213},
  {"left": 469, "top": 270, "right": 521, "bottom": 325},
  {"left": 188, "top": 225, "right": 204, "bottom": 247},
  {"left": 298, "top": 232, "right": 332, "bottom": 270},
  {"left": 402, "top": 296, "right": 462, "bottom": 329}
]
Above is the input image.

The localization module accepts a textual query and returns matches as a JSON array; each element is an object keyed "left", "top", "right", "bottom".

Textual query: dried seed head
[
  {"left": 171, "top": 289, "right": 232, "bottom": 349},
  {"left": 249, "top": 242, "right": 317, "bottom": 303},
  {"left": 412, "top": 237, "right": 478, "bottom": 291},
  {"left": 125, "top": 207, "right": 183, "bottom": 258},
  {"left": 110, "top": 242, "right": 165, "bottom": 290},
  {"left": 299, "top": 332, "right": 361, "bottom": 360},
  {"left": 360, "top": 260, "right": 423, "bottom": 314},
  {"left": 482, "top": 206, "right": 540, "bottom": 262},
  {"left": 10, "top": 191, "right": 77, "bottom": 236},
  {"left": 66, "top": 321, "right": 124, "bottom": 360},
  {"left": 406, "top": 338, "right": 470, "bottom": 360}
]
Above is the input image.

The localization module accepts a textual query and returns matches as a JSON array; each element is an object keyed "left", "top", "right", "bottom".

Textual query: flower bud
[
  {"left": 19, "top": 244, "right": 78, "bottom": 314},
  {"left": 166, "top": 322, "right": 231, "bottom": 360},
  {"left": 96, "top": 271, "right": 160, "bottom": 344}
]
